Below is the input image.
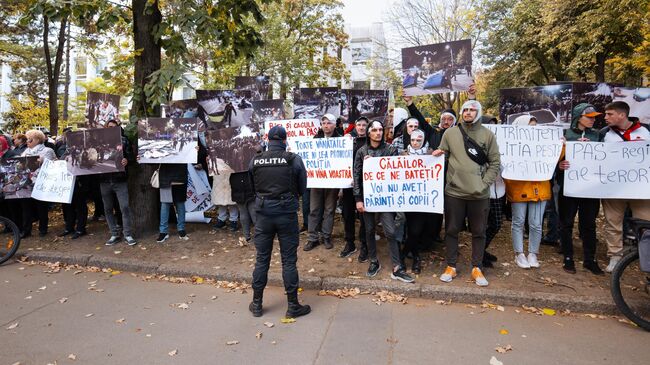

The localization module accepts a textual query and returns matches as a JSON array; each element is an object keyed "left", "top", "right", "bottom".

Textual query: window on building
[
  {"left": 95, "top": 57, "right": 108, "bottom": 76},
  {"left": 75, "top": 57, "right": 87, "bottom": 79},
  {"left": 353, "top": 81, "right": 370, "bottom": 90}
]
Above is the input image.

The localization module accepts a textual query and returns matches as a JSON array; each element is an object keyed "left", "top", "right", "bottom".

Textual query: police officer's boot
[
  {"left": 286, "top": 292, "right": 311, "bottom": 318},
  {"left": 249, "top": 289, "right": 263, "bottom": 317}
]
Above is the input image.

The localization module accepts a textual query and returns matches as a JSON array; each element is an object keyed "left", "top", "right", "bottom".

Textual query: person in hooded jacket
[
  {"left": 555, "top": 103, "right": 604, "bottom": 275},
  {"left": 433, "top": 100, "right": 500, "bottom": 287},
  {"left": 354, "top": 120, "right": 414, "bottom": 283},
  {"left": 339, "top": 116, "right": 369, "bottom": 261}
]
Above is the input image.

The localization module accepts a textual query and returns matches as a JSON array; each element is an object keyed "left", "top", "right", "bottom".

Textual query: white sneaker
[
  {"left": 439, "top": 266, "right": 457, "bottom": 283},
  {"left": 606, "top": 256, "right": 622, "bottom": 273},
  {"left": 527, "top": 253, "right": 540, "bottom": 268},
  {"left": 515, "top": 253, "right": 530, "bottom": 269}
]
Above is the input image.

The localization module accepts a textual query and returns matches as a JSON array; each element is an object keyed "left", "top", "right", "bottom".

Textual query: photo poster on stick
[
  {"left": 263, "top": 119, "right": 320, "bottom": 141},
  {"left": 401, "top": 39, "right": 472, "bottom": 96},
  {"left": 137, "top": 118, "right": 198, "bottom": 164},
  {"left": 196, "top": 89, "right": 254, "bottom": 129},
  {"left": 339, "top": 89, "right": 389, "bottom": 123},
  {"left": 292, "top": 87, "right": 340, "bottom": 119},
  {"left": 499, "top": 84, "right": 573, "bottom": 126},
  {"left": 563, "top": 141, "right": 650, "bottom": 199},
  {"left": 86, "top": 91, "right": 120, "bottom": 128},
  {"left": 234, "top": 76, "right": 271, "bottom": 101},
  {"left": 251, "top": 99, "right": 286, "bottom": 124},
  {"left": 205, "top": 123, "right": 262, "bottom": 174},
  {"left": 362, "top": 155, "right": 445, "bottom": 213},
  {"left": 485, "top": 124, "right": 563, "bottom": 181},
  {"left": 287, "top": 136, "right": 353, "bottom": 189},
  {"left": 32, "top": 159, "right": 75, "bottom": 204},
  {"left": 0, "top": 156, "right": 40, "bottom": 199},
  {"left": 64, "top": 127, "right": 124, "bottom": 176}
]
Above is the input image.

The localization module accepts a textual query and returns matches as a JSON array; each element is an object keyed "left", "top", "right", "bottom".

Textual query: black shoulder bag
[{"left": 457, "top": 124, "right": 489, "bottom": 165}]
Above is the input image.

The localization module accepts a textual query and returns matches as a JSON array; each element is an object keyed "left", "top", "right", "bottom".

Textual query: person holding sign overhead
[
  {"left": 432, "top": 100, "right": 500, "bottom": 287},
  {"left": 353, "top": 120, "right": 414, "bottom": 283}
]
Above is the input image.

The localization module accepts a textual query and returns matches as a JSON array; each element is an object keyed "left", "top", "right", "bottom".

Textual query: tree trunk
[
  {"left": 595, "top": 53, "right": 606, "bottom": 83},
  {"left": 129, "top": 0, "right": 163, "bottom": 235},
  {"left": 62, "top": 25, "right": 71, "bottom": 123},
  {"left": 43, "top": 15, "right": 68, "bottom": 135}
]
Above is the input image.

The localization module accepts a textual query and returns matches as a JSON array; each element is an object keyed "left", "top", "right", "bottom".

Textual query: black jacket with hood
[{"left": 353, "top": 122, "right": 397, "bottom": 203}]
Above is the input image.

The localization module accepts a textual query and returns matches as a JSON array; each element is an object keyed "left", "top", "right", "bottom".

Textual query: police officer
[{"left": 248, "top": 125, "right": 310, "bottom": 318}]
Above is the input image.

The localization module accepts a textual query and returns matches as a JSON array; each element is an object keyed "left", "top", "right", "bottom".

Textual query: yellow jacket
[{"left": 504, "top": 179, "right": 551, "bottom": 202}]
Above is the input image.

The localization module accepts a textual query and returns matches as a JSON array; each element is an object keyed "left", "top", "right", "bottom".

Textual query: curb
[{"left": 17, "top": 250, "right": 618, "bottom": 314}]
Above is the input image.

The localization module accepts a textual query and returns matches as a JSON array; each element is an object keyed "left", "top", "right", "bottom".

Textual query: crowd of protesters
[{"left": 1, "top": 88, "right": 648, "bottom": 287}]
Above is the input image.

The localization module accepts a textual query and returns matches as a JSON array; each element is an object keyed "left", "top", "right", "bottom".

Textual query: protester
[
  {"left": 340, "top": 117, "right": 368, "bottom": 260},
  {"left": 433, "top": 100, "right": 500, "bottom": 286},
  {"left": 598, "top": 101, "right": 650, "bottom": 272},
  {"left": 230, "top": 171, "right": 256, "bottom": 242},
  {"left": 556, "top": 103, "right": 604, "bottom": 274},
  {"left": 5, "top": 134, "right": 27, "bottom": 158},
  {"left": 400, "top": 128, "right": 432, "bottom": 274},
  {"left": 20, "top": 129, "right": 56, "bottom": 238},
  {"left": 248, "top": 125, "right": 310, "bottom": 318},
  {"left": 505, "top": 115, "right": 551, "bottom": 269},
  {"left": 211, "top": 158, "right": 240, "bottom": 232},
  {"left": 157, "top": 163, "right": 189, "bottom": 242},
  {"left": 304, "top": 114, "right": 342, "bottom": 251},
  {"left": 101, "top": 120, "right": 137, "bottom": 246},
  {"left": 55, "top": 132, "right": 89, "bottom": 240},
  {"left": 354, "top": 120, "right": 414, "bottom": 283}
]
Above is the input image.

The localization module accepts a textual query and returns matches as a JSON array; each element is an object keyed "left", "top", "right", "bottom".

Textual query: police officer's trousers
[{"left": 252, "top": 212, "right": 300, "bottom": 294}]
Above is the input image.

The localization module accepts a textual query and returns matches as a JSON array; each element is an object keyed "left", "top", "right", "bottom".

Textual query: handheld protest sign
[
  {"left": 362, "top": 155, "right": 445, "bottom": 213},
  {"left": 287, "top": 136, "right": 353, "bottom": 189},
  {"left": 137, "top": 118, "right": 198, "bottom": 164}
]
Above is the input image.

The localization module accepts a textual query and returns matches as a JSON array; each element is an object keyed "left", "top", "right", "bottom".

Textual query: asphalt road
[{"left": 2, "top": 261, "right": 649, "bottom": 365}]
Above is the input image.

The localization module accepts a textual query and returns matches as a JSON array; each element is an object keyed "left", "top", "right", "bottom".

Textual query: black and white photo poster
[
  {"left": 86, "top": 91, "right": 120, "bottom": 128},
  {"left": 251, "top": 99, "right": 286, "bottom": 124},
  {"left": 205, "top": 124, "right": 262, "bottom": 174},
  {"left": 499, "top": 84, "right": 572, "bottom": 126},
  {"left": 137, "top": 118, "right": 198, "bottom": 164},
  {"left": 340, "top": 89, "right": 389, "bottom": 123},
  {"left": 293, "top": 87, "right": 340, "bottom": 119},
  {"left": 196, "top": 90, "right": 254, "bottom": 129},
  {"left": 64, "top": 127, "right": 124, "bottom": 176},
  {"left": 234, "top": 76, "right": 271, "bottom": 101}
]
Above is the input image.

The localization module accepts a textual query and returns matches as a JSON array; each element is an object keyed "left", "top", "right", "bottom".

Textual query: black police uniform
[{"left": 248, "top": 128, "right": 309, "bottom": 318}]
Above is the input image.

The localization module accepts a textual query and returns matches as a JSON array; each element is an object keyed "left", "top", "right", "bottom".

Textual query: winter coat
[
  {"left": 504, "top": 179, "right": 551, "bottom": 203},
  {"left": 353, "top": 137, "right": 397, "bottom": 203},
  {"left": 438, "top": 120, "right": 501, "bottom": 200}
]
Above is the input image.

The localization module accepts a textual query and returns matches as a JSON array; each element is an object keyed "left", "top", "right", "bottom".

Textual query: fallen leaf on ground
[
  {"left": 114, "top": 251, "right": 121, "bottom": 254},
  {"left": 210, "top": 295, "right": 218, "bottom": 300},
  {"left": 173, "top": 303, "right": 190, "bottom": 310},
  {"left": 58, "top": 297, "right": 68, "bottom": 303},
  {"left": 255, "top": 331, "right": 263, "bottom": 339},
  {"left": 490, "top": 356, "right": 504, "bottom": 365},
  {"left": 38, "top": 286, "right": 47, "bottom": 290},
  {"left": 168, "top": 349, "right": 178, "bottom": 356},
  {"left": 318, "top": 287, "right": 362, "bottom": 299},
  {"left": 499, "top": 329, "right": 509, "bottom": 335},
  {"left": 111, "top": 270, "right": 121, "bottom": 275},
  {"left": 68, "top": 353, "right": 77, "bottom": 360},
  {"left": 495, "top": 344, "right": 513, "bottom": 353},
  {"left": 308, "top": 268, "right": 315, "bottom": 273},
  {"left": 263, "top": 322, "right": 274, "bottom": 328},
  {"left": 115, "top": 318, "right": 126, "bottom": 324},
  {"left": 226, "top": 340, "right": 239, "bottom": 345},
  {"left": 542, "top": 308, "right": 556, "bottom": 316},
  {"left": 434, "top": 299, "right": 451, "bottom": 305},
  {"left": 280, "top": 317, "right": 296, "bottom": 324},
  {"left": 6, "top": 322, "right": 18, "bottom": 330},
  {"left": 85, "top": 313, "right": 94, "bottom": 318},
  {"left": 24, "top": 296, "right": 32, "bottom": 300}
]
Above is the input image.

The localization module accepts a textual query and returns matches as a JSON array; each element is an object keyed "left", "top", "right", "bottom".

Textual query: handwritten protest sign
[
  {"left": 264, "top": 119, "right": 320, "bottom": 140},
  {"left": 485, "top": 124, "right": 563, "bottom": 181},
  {"left": 564, "top": 141, "right": 650, "bottom": 199},
  {"left": 362, "top": 155, "right": 445, "bottom": 213},
  {"left": 32, "top": 159, "right": 75, "bottom": 204},
  {"left": 287, "top": 136, "right": 353, "bottom": 188}
]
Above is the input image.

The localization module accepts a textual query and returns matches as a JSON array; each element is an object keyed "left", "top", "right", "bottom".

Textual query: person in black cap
[{"left": 248, "top": 125, "right": 310, "bottom": 318}]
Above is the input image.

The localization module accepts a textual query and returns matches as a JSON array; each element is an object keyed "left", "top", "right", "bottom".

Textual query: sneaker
[
  {"left": 606, "top": 255, "right": 622, "bottom": 273},
  {"left": 229, "top": 221, "right": 239, "bottom": 232},
  {"left": 323, "top": 238, "right": 333, "bottom": 250},
  {"left": 105, "top": 236, "right": 121, "bottom": 245},
  {"left": 439, "top": 266, "right": 457, "bottom": 283},
  {"left": 156, "top": 233, "right": 170, "bottom": 243},
  {"left": 71, "top": 231, "right": 87, "bottom": 240},
  {"left": 471, "top": 267, "right": 489, "bottom": 287},
  {"left": 367, "top": 261, "right": 381, "bottom": 277},
  {"left": 527, "top": 253, "right": 540, "bottom": 268},
  {"left": 339, "top": 243, "right": 357, "bottom": 258},
  {"left": 125, "top": 236, "right": 137, "bottom": 246},
  {"left": 515, "top": 253, "right": 531, "bottom": 269},
  {"left": 391, "top": 268, "right": 415, "bottom": 283},
  {"left": 178, "top": 230, "right": 189, "bottom": 241},
  {"left": 213, "top": 219, "right": 226, "bottom": 229},
  {"left": 563, "top": 258, "right": 576, "bottom": 274},
  {"left": 583, "top": 260, "right": 604, "bottom": 275},
  {"left": 358, "top": 246, "right": 368, "bottom": 263},
  {"left": 303, "top": 240, "right": 320, "bottom": 251}
]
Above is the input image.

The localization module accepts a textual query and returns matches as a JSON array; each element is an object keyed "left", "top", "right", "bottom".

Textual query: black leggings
[{"left": 405, "top": 212, "right": 432, "bottom": 257}]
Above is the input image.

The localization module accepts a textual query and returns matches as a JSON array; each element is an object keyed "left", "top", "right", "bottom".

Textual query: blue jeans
[
  {"left": 160, "top": 202, "right": 186, "bottom": 234},
  {"left": 511, "top": 201, "right": 547, "bottom": 254}
]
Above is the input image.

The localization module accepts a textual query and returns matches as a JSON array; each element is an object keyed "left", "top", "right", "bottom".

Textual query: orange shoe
[
  {"left": 471, "top": 267, "right": 489, "bottom": 287},
  {"left": 439, "top": 266, "right": 457, "bottom": 283}
]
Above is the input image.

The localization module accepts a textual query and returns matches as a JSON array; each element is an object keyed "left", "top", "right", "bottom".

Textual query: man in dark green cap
[{"left": 556, "top": 103, "right": 604, "bottom": 275}]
